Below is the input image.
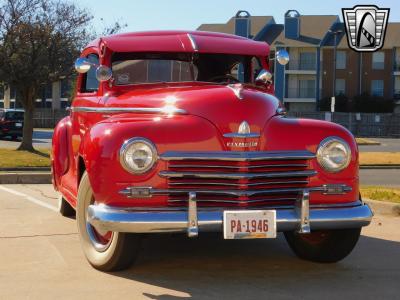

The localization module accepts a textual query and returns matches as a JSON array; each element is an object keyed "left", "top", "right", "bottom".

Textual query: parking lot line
[{"left": 0, "top": 185, "right": 58, "bottom": 212}]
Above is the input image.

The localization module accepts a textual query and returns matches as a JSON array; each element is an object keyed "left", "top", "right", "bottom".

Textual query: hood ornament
[
  {"left": 223, "top": 121, "right": 260, "bottom": 138},
  {"left": 227, "top": 83, "right": 244, "bottom": 100},
  {"left": 238, "top": 121, "right": 251, "bottom": 135}
]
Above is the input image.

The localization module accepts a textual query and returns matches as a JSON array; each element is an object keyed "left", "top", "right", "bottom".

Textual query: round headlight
[
  {"left": 317, "top": 137, "right": 351, "bottom": 173},
  {"left": 120, "top": 138, "right": 157, "bottom": 174}
]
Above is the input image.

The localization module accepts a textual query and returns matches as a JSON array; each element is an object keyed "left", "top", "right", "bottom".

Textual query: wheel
[
  {"left": 58, "top": 195, "right": 75, "bottom": 217},
  {"left": 77, "top": 171, "right": 142, "bottom": 271},
  {"left": 284, "top": 228, "right": 361, "bottom": 263}
]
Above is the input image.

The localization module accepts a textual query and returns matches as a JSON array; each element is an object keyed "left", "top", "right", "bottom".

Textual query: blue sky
[{"left": 78, "top": 0, "right": 399, "bottom": 32}]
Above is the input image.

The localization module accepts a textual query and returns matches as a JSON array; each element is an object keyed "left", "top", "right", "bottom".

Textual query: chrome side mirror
[
  {"left": 96, "top": 65, "right": 113, "bottom": 81},
  {"left": 255, "top": 69, "right": 273, "bottom": 84},
  {"left": 74, "top": 58, "right": 92, "bottom": 73},
  {"left": 276, "top": 49, "right": 290, "bottom": 65}
]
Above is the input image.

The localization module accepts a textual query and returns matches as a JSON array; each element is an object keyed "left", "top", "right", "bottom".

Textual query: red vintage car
[{"left": 52, "top": 30, "right": 373, "bottom": 271}]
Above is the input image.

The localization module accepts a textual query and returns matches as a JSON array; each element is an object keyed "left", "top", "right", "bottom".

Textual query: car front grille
[{"left": 159, "top": 151, "right": 317, "bottom": 208}]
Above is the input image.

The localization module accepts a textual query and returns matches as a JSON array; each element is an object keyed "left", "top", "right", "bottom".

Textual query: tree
[{"left": 0, "top": 0, "right": 92, "bottom": 151}]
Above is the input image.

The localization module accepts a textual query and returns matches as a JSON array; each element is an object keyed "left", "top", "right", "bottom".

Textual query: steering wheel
[{"left": 208, "top": 74, "right": 241, "bottom": 83}]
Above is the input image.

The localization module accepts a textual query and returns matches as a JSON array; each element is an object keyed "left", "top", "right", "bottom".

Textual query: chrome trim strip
[
  {"left": 119, "top": 185, "right": 351, "bottom": 198},
  {"left": 87, "top": 203, "right": 373, "bottom": 233},
  {"left": 223, "top": 132, "right": 261, "bottom": 138},
  {"left": 169, "top": 163, "right": 308, "bottom": 169},
  {"left": 159, "top": 170, "right": 317, "bottom": 179},
  {"left": 159, "top": 151, "right": 316, "bottom": 161},
  {"left": 70, "top": 106, "right": 187, "bottom": 114},
  {"left": 187, "top": 33, "right": 198, "bottom": 52}
]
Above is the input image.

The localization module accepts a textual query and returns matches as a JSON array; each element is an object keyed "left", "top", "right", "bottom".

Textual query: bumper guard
[{"left": 87, "top": 189, "right": 373, "bottom": 237}]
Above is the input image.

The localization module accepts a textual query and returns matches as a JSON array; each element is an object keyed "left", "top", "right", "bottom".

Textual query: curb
[
  {"left": 364, "top": 199, "right": 400, "bottom": 217},
  {"left": 360, "top": 165, "right": 400, "bottom": 169},
  {"left": 0, "top": 167, "right": 51, "bottom": 172},
  {"left": 0, "top": 172, "right": 51, "bottom": 184}
]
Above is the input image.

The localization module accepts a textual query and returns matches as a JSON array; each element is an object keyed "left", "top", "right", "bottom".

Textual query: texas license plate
[
  {"left": 15, "top": 123, "right": 22, "bottom": 127},
  {"left": 223, "top": 210, "right": 276, "bottom": 239}
]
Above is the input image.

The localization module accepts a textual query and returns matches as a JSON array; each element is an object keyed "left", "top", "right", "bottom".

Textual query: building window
[
  {"left": 299, "top": 52, "right": 316, "bottom": 70},
  {"left": 336, "top": 51, "right": 346, "bottom": 69},
  {"left": 371, "top": 80, "right": 384, "bottom": 97},
  {"left": 335, "top": 79, "right": 346, "bottom": 95},
  {"left": 372, "top": 52, "right": 385, "bottom": 70},
  {"left": 298, "top": 79, "right": 315, "bottom": 98}
]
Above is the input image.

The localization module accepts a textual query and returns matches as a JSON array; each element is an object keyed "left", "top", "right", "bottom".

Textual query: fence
[
  {"left": 33, "top": 108, "right": 68, "bottom": 128},
  {"left": 287, "top": 112, "right": 400, "bottom": 137},
  {"left": 32, "top": 109, "right": 400, "bottom": 137}
]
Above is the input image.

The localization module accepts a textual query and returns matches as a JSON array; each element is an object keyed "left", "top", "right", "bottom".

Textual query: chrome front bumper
[{"left": 87, "top": 192, "right": 373, "bottom": 236}]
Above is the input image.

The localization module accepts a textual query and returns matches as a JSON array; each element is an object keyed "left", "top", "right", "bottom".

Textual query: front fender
[
  {"left": 51, "top": 116, "right": 71, "bottom": 189},
  {"left": 80, "top": 114, "right": 223, "bottom": 205}
]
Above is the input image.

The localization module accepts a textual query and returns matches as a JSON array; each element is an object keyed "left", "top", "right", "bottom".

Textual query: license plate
[
  {"left": 223, "top": 210, "right": 277, "bottom": 239},
  {"left": 15, "top": 123, "right": 22, "bottom": 127}
]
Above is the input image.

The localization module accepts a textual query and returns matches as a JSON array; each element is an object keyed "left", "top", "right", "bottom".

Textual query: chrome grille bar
[
  {"left": 169, "top": 163, "right": 309, "bottom": 169},
  {"left": 160, "top": 150, "right": 315, "bottom": 161},
  {"left": 168, "top": 180, "right": 309, "bottom": 187},
  {"left": 168, "top": 197, "right": 298, "bottom": 204},
  {"left": 159, "top": 170, "right": 317, "bottom": 179}
]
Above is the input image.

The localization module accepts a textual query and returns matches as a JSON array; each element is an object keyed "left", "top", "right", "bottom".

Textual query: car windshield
[
  {"left": 5, "top": 111, "right": 24, "bottom": 120},
  {"left": 112, "top": 53, "right": 262, "bottom": 85}
]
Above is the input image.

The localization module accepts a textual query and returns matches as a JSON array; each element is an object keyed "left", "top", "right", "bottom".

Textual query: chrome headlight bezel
[
  {"left": 119, "top": 137, "right": 158, "bottom": 174},
  {"left": 316, "top": 137, "right": 351, "bottom": 173}
]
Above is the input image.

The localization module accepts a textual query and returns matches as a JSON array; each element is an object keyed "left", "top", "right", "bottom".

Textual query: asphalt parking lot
[
  {"left": 358, "top": 138, "right": 400, "bottom": 152},
  {"left": 0, "top": 184, "right": 399, "bottom": 299}
]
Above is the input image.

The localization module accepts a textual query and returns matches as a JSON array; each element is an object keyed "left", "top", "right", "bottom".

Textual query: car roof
[{"left": 86, "top": 30, "right": 269, "bottom": 57}]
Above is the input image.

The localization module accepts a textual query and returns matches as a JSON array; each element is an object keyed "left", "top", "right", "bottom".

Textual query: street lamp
[{"left": 329, "top": 29, "right": 343, "bottom": 112}]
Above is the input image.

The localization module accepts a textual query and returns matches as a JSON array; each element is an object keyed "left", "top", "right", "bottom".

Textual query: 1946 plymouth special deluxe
[{"left": 52, "top": 30, "right": 373, "bottom": 271}]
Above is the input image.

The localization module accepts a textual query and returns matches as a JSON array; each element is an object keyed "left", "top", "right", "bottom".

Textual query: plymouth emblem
[
  {"left": 225, "top": 121, "right": 259, "bottom": 147},
  {"left": 223, "top": 120, "right": 260, "bottom": 139}
]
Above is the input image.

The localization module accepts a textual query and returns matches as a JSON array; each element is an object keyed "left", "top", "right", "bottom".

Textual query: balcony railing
[
  {"left": 287, "top": 58, "right": 317, "bottom": 71},
  {"left": 335, "top": 90, "right": 346, "bottom": 96},
  {"left": 394, "top": 90, "right": 400, "bottom": 100},
  {"left": 286, "top": 87, "right": 316, "bottom": 98}
]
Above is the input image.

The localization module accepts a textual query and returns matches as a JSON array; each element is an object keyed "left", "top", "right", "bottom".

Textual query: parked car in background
[
  {"left": 0, "top": 109, "right": 24, "bottom": 140},
  {"left": 52, "top": 30, "right": 373, "bottom": 272}
]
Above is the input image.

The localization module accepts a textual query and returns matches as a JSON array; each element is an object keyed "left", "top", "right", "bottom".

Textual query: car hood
[{"left": 104, "top": 83, "right": 280, "bottom": 138}]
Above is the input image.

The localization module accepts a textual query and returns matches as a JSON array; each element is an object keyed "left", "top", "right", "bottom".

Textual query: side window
[{"left": 83, "top": 54, "right": 99, "bottom": 92}]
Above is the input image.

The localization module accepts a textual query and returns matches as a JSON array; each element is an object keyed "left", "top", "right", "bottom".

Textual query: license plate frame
[
  {"left": 223, "top": 210, "right": 277, "bottom": 239},
  {"left": 15, "top": 122, "right": 22, "bottom": 127}
]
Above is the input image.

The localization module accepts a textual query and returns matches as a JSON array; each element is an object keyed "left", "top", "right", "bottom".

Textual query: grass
[
  {"left": 0, "top": 148, "right": 399, "bottom": 168},
  {"left": 360, "top": 186, "right": 400, "bottom": 204},
  {"left": 0, "top": 149, "right": 50, "bottom": 168},
  {"left": 359, "top": 152, "right": 400, "bottom": 165},
  {"left": 356, "top": 138, "right": 380, "bottom": 145}
]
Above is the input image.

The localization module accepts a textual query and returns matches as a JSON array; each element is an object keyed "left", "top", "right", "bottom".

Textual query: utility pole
[{"left": 329, "top": 29, "right": 342, "bottom": 113}]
